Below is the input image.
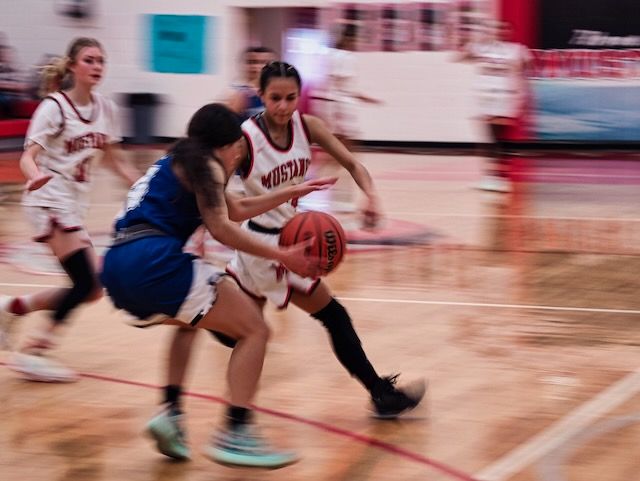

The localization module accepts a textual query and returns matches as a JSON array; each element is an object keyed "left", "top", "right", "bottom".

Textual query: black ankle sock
[
  {"left": 164, "top": 385, "right": 182, "bottom": 411},
  {"left": 227, "top": 406, "right": 251, "bottom": 428}
]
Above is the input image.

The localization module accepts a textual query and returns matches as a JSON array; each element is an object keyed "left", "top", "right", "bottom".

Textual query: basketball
[{"left": 279, "top": 211, "right": 347, "bottom": 275}]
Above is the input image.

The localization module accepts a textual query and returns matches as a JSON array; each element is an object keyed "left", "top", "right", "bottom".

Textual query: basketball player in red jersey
[
  {"left": 0, "top": 38, "right": 139, "bottom": 381},
  {"left": 148, "top": 62, "right": 425, "bottom": 460},
  {"left": 459, "top": 21, "right": 532, "bottom": 192}
]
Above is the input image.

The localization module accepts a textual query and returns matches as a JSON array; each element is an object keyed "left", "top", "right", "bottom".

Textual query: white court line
[
  {"left": 338, "top": 297, "right": 640, "bottom": 315},
  {"left": 377, "top": 211, "right": 640, "bottom": 222},
  {"left": 475, "top": 367, "right": 640, "bottom": 481},
  {"left": 0, "top": 284, "right": 639, "bottom": 315},
  {"left": 0, "top": 282, "right": 62, "bottom": 288},
  {"left": 0, "top": 283, "right": 638, "bottom": 315}
]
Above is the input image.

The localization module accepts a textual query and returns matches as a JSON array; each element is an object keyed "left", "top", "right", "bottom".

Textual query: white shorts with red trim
[
  {"left": 24, "top": 205, "right": 89, "bottom": 243},
  {"left": 226, "top": 223, "right": 319, "bottom": 309}
]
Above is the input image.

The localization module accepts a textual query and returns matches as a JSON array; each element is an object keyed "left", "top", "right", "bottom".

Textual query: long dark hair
[{"left": 169, "top": 103, "right": 242, "bottom": 207}]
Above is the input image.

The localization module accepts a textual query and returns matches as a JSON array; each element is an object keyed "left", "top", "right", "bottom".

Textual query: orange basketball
[{"left": 279, "top": 211, "right": 347, "bottom": 275}]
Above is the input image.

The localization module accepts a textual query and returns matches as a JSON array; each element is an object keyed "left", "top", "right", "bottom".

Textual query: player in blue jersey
[
  {"left": 100, "top": 103, "right": 335, "bottom": 468},
  {"left": 162, "top": 63, "right": 425, "bottom": 438}
]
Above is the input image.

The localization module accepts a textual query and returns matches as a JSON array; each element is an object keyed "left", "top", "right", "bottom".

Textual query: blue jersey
[
  {"left": 101, "top": 155, "right": 202, "bottom": 320},
  {"left": 115, "top": 155, "right": 201, "bottom": 244},
  {"left": 233, "top": 84, "right": 264, "bottom": 122}
]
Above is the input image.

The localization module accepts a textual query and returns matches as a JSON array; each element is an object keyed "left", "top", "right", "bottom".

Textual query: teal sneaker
[
  {"left": 204, "top": 423, "right": 298, "bottom": 469},
  {"left": 146, "top": 405, "right": 191, "bottom": 460}
]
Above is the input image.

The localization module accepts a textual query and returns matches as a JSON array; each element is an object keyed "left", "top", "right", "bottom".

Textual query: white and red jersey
[
  {"left": 470, "top": 40, "right": 531, "bottom": 117},
  {"left": 239, "top": 111, "right": 312, "bottom": 229},
  {"left": 22, "top": 91, "right": 121, "bottom": 210}
]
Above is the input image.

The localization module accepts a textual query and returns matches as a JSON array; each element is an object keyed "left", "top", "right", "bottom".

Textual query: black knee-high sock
[
  {"left": 53, "top": 248, "right": 97, "bottom": 324},
  {"left": 311, "top": 298, "right": 380, "bottom": 392}
]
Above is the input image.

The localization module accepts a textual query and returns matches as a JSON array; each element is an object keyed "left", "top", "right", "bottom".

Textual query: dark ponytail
[{"left": 169, "top": 103, "right": 242, "bottom": 207}]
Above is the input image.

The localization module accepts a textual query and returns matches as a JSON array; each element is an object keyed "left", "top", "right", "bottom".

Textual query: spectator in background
[
  {"left": 308, "top": 22, "right": 382, "bottom": 215},
  {"left": 459, "top": 20, "right": 532, "bottom": 193},
  {"left": 226, "top": 46, "right": 276, "bottom": 122},
  {"left": 0, "top": 43, "right": 28, "bottom": 116},
  {"left": 185, "top": 46, "right": 278, "bottom": 259}
]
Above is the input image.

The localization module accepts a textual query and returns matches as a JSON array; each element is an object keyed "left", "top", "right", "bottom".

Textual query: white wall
[
  {"left": 350, "top": 51, "right": 482, "bottom": 142},
  {"left": 0, "top": 0, "right": 486, "bottom": 143}
]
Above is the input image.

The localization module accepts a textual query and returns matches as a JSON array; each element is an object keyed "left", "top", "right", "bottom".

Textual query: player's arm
[
  {"left": 19, "top": 142, "right": 53, "bottom": 191},
  {"left": 303, "top": 114, "right": 382, "bottom": 227},
  {"left": 199, "top": 161, "right": 320, "bottom": 278},
  {"left": 102, "top": 143, "right": 140, "bottom": 187},
  {"left": 225, "top": 177, "right": 337, "bottom": 222}
]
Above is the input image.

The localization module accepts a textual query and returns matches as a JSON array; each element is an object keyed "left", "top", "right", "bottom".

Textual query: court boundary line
[
  {"left": 338, "top": 296, "right": 640, "bottom": 315},
  {"left": 1, "top": 284, "right": 639, "bottom": 315},
  {"left": 0, "top": 363, "right": 478, "bottom": 481},
  {"left": 535, "top": 412, "right": 640, "bottom": 481},
  {"left": 475, "top": 367, "right": 640, "bottom": 481}
]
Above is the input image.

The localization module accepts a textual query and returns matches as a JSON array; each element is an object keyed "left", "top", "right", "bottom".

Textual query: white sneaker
[
  {"left": 0, "top": 296, "right": 19, "bottom": 350},
  {"left": 8, "top": 352, "right": 79, "bottom": 383},
  {"left": 475, "top": 176, "right": 512, "bottom": 193}
]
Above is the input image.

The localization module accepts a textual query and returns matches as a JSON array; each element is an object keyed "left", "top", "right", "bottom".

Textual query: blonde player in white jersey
[
  {"left": 0, "top": 37, "right": 139, "bottom": 381},
  {"left": 154, "top": 64, "right": 424, "bottom": 451},
  {"left": 460, "top": 21, "right": 532, "bottom": 192}
]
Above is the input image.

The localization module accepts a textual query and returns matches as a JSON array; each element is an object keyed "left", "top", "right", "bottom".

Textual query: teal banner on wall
[{"left": 147, "top": 14, "right": 213, "bottom": 74}]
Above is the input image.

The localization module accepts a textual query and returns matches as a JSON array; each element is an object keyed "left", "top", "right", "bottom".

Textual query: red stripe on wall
[{"left": 500, "top": 0, "right": 539, "bottom": 48}]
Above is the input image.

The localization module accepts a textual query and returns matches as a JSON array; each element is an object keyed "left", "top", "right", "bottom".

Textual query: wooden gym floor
[{"left": 1, "top": 148, "right": 639, "bottom": 481}]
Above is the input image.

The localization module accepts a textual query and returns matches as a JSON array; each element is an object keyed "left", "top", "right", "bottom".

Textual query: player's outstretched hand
[
  {"left": 25, "top": 173, "right": 54, "bottom": 192},
  {"left": 361, "top": 194, "right": 382, "bottom": 230},
  {"left": 295, "top": 177, "right": 338, "bottom": 197},
  {"left": 278, "top": 237, "right": 322, "bottom": 278}
]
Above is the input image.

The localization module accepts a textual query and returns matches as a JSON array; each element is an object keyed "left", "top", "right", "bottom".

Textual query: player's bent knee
[{"left": 238, "top": 316, "right": 271, "bottom": 342}]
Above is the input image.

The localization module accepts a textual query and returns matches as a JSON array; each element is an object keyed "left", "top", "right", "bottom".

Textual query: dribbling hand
[
  {"left": 361, "top": 195, "right": 382, "bottom": 230},
  {"left": 278, "top": 237, "right": 322, "bottom": 278}
]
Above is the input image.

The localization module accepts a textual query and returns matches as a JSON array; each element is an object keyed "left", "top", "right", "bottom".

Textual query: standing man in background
[{"left": 226, "top": 46, "right": 276, "bottom": 122}]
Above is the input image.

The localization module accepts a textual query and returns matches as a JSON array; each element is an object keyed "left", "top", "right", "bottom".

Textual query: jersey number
[{"left": 124, "top": 164, "right": 161, "bottom": 212}]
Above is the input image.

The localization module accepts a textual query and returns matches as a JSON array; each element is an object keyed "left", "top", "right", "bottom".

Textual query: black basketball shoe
[{"left": 371, "top": 374, "right": 426, "bottom": 419}]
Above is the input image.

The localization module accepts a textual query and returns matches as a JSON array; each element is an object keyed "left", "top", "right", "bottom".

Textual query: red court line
[{"left": 1, "top": 364, "right": 479, "bottom": 481}]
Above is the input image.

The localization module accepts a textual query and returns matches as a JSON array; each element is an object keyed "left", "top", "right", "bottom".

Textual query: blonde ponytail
[{"left": 39, "top": 56, "right": 70, "bottom": 96}]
